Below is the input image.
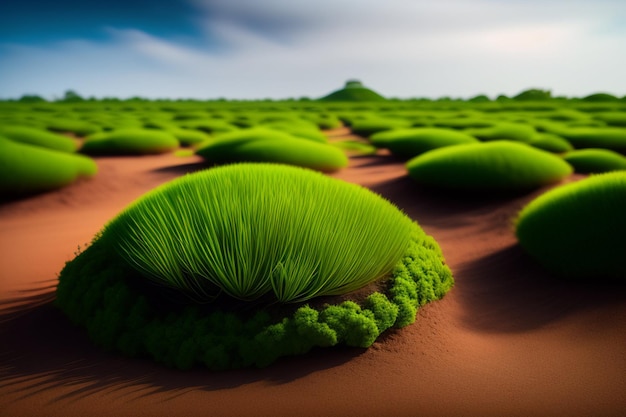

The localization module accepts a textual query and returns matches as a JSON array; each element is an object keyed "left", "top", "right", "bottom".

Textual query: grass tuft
[{"left": 103, "top": 163, "right": 415, "bottom": 303}]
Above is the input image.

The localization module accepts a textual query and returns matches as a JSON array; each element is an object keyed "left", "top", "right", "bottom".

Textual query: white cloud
[{"left": 1, "top": 0, "right": 625, "bottom": 99}]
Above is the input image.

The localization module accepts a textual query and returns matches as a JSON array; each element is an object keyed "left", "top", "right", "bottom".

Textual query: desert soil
[{"left": 1, "top": 128, "right": 625, "bottom": 417}]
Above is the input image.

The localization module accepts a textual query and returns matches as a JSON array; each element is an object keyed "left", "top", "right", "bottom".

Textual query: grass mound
[
  {"left": 56, "top": 163, "right": 453, "bottom": 369},
  {"left": 81, "top": 128, "right": 180, "bottom": 155},
  {"left": 515, "top": 172, "right": 626, "bottom": 280},
  {"left": 0, "top": 135, "right": 97, "bottom": 195},
  {"left": 557, "top": 127, "right": 626, "bottom": 154},
  {"left": 0, "top": 125, "right": 78, "bottom": 152},
  {"left": 319, "top": 80, "right": 386, "bottom": 102},
  {"left": 406, "top": 141, "right": 573, "bottom": 191},
  {"left": 350, "top": 118, "right": 413, "bottom": 137},
  {"left": 563, "top": 149, "right": 626, "bottom": 173},
  {"left": 370, "top": 127, "right": 479, "bottom": 158},
  {"left": 196, "top": 128, "right": 347, "bottom": 172},
  {"left": 102, "top": 164, "right": 414, "bottom": 303},
  {"left": 464, "top": 122, "right": 537, "bottom": 142},
  {"left": 528, "top": 133, "right": 574, "bottom": 153}
]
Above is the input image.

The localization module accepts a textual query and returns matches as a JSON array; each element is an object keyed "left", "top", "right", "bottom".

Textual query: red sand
[{"left": 1, "top": 142, "right": 625, "bottom": 417}]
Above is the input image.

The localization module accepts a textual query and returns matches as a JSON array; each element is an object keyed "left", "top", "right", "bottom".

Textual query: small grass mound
[
  {"left": 196, "top": 128, "right": 347, "bottom": 172},
  {"left": 528, "top": 133, "right": 574, "bottom": 153},
  {"left": 563, "top": 149, "right": 626, "bottom": 173},
  {"left": 350, "top": 118, "right": 413, "bottom": 137},
  {"left": 464, "top": 122, "right": 537, "bottom": 142},
  {"left": 406, "top": 141, "right": 573, "bottom": 191},
  {"left": 370, "top": 127, "right": 479, "bottom": 158},
  {"left": 0, "top": 136, "right": 97, "bottom": 195},
  {"left": 56, "top": 163, "right": 453, "bottom": 369},
  {"left": 558, "top": 127, "right": 626, "bottom": 154},
  {"left": 0, "top": 125, "right": 78, "bottom": 152},
  {"left": 515, "top": 172, "right": 626, "bottom": 280},
  {"left": 81, "top": 128, "right": 180, "bottom": 155}
]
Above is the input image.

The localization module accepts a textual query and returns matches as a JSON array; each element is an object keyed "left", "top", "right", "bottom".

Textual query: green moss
[
  {"left": 0, "top": 125, "right": 78, "bottom": 152},
  {"left": 43, "top": 118, "right": 101, "bottom": 136},
  {"left": 370, "top": 127, "right": 479, "bottom": 158},
  {"left": 515, "top": 172, "right": 626, "bottom": 280},
  {"left": 196, "top": 128, "right": 347, "bottom": 172},
  {"left": 81, "top": 128, "right": 180, "bottom": 155},
  {"left": 56, "top": 220, "right": 453, "bottom": 369},
  {"left": 331, "top": 140, "right": 377, "bottom": 155},
  {"left": 592, "top": 112, "right": 626, "bottom": 127},
  {"left": 406, "top": 141, "right": 573, "bottom": 191},
  {"left": 0, "top": 136, "right": 97, "bottom": 195},
  {"left": 563, "top": 149, "right": 626, "bottom": 173},
  {"left": 166, "top": 128, "right": 211, "bottom": 147}
]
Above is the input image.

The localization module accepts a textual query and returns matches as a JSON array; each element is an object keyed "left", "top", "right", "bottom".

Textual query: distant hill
[{"left": 319, "top": 80, "right": 387, "bottom": 102}]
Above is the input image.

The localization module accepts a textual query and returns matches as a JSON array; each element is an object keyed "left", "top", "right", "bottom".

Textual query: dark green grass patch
[
  {"left": 0, "top": 136, "right": 97, "bottom": 195},
  {"left": 370, "top": 127, "right": 479, "bottom": 159},
  {"left": 563, "top": 149, "right": 626, "bottom": 173},
  {"left": 196, "top": 128, "right": 347, "bottom": 172},
  {"left": 0, "top": 125, "right": 78, "bottom": 152},
  {"left": 406, "top": 141, "right": 572, "bottom": 191},
  {"left": 55, "top": 163, "right": 453, "bottom": 369},
  {"left": 515, "top": 172, "right": 626, "bottom": 280},
  {"left": 81, "top": 128, "right": 180, "bottom": 155}
]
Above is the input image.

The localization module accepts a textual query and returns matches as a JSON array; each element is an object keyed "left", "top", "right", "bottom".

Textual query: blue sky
[{"left": 1, "top": 0, "right": 625, "bottom": 100}]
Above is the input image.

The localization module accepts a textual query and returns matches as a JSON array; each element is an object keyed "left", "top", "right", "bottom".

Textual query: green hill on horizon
[{"left": 319, "top": 80, "right": 387, "bottom": 102}]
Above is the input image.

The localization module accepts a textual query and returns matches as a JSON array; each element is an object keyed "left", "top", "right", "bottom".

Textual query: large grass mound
[
  {"left": 196, "top": 128, "right": 347, "bottom": 172},
  {"left": 406, "top": 141, "right": 573, "bottom": 191},
  {"left": 556, "top": 127, "right": 626, "bottom": 154},
  {"left": 56, "top": 163, "right": 453, "bottom": 369},
  {"left": 0, "top": 136, "right": 97, "bottom": 195},
  {"left": 515, "top": 172, "right": 626, "bottom": 280},
  {"left": 464, "top": 122, "right": 537, "bottom": 142},
  {"left": 563, "top": 149, "right": 626, "bottom": 173},
  {"left": 0, "top": 125, "right": 78, "bottom": 152},
  {"left": 81, "top": 128, "right": 180, "bottom": 155},
  {"left": 370, "top": 127, "right": 479, "bottom": 158},
  {"left": 319, "top": 80, "right": 386, "bottom": 102}
]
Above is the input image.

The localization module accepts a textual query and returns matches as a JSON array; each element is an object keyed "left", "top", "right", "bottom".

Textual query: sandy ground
[{"left": 1, "top": 130, "right": 625, "bottom": 417}]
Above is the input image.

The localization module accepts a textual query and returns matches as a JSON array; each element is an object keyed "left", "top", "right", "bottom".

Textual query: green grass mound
[
  {"left": 260, "top": 122, "right": 328, "bottom": 143},
  {"left": 464, "top": 122, "right": 537, "bottom": 142},
  {"left": 55, "top": 163, "right": 453, "bottom": 369},
  {"left": 43, "top": 118, "right": 101, "bottom": 136},
  {"left": 350, "top": 118, "right": 413, "bottom": 137},
  {"left": 166, "top": 128, "right": 211, "bottom": 147},
  {"left": 196, "top": 128, "right": 347, "bottom": 172},
  {"left": 370, "top": 128, "right": 479, "bottom": 158},
  {"left": 592, "top": 112, "right": 626, "bottom": 127},
  {"left": 563, "top": 149, "right": 626, "bottom": 173},
  {"left": 515, "top": 172, "right": 626, "bottom": 280},
  {"left": 331, "top": 140, "right": 377, "bottom": 156},
  {"left": 406, "top": 141, "right": 573, "bottom": 191},
  {"left": 528, "top": 133, "right": 574, "bottom": 153},
  {"left": 81, "top": 129, "right": 180, "bottom": 155},
  {"left": 557, "top": 127, "right": 626, "bottom": 154},
  {"left": 0, "top": 136, "right": 97, "bottom": 195},
  {"left": 319, "top": 80, "right": 387, "bottom": 102},
  {"left": 178, "top": 119, "right": 239, "bottom": 134},
  {"left": 0, "top": 125, "right": 78, "bottom": 152}
]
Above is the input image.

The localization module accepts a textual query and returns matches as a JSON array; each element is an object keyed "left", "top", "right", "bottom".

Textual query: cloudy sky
[{"left": 1, "top": 0, "right": 625, "bottom": 100}]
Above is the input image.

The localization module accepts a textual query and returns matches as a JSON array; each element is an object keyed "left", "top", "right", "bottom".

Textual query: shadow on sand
[{"left": 0, "top": 289, "right": 361, "bottom": 404}]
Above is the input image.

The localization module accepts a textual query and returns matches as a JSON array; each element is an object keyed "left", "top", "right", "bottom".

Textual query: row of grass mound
[
  {"left": 195, "top": 128, "right": 347, "bottom": 172},
  {"left": 55, "top": 163, "right": 453, "bottom": 369},
  {"left": 370, "top": 127, "right": 479, "bottom": 159},
  {"left": 81, "top": 128, "right": 180, "bottom": 155},
  {"left": 0, "top": 136, "right": 97, "bottom": 196},
  {"left": 0, "top": 125, "right": 78, "bottom": 152},
  {"left": 405, "top": 141, "right": 573, "bottom": 192},
  {"left": 515, "top": 172, "right": 626, "bottom": 280}
]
